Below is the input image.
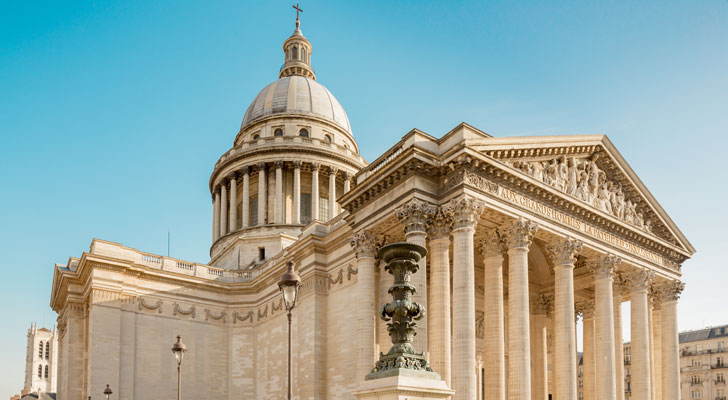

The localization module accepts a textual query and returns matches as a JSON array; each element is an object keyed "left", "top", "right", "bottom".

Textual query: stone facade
[{"left": 49, "top": 15, "right": 695, "bottom": 400}]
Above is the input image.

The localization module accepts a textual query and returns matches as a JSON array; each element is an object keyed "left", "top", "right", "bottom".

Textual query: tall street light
[
  {"left": 278, "top": 261, "right": 302, "bottom": 400},
  {"left": 103, "top": 384, "right": 112, "bottom": 400},
  {"left": 171, "top": 335, "right": 187, "bottom": 400}
]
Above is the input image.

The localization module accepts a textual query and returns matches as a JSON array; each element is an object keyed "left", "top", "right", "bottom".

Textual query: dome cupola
[{"left": 279, "top": 8, "right": 315, "bottom": 80}]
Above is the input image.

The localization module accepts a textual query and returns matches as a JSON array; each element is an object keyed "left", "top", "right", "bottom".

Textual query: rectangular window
[
  {"left": 719, "top": 341, "right": 724, "bottom": 351},
  {"left": 259, "top": 247, "right": 265, "bottom": 261},
  {"left": 250, "top": 196, "right": 258, "bottom": 226},
  {"left": 300, "top": 193, "right": 312, "bottom": 225},
  {"left": 45, "top": 342, "right": 49, "bottom": 359},
  {"left": 319, "top": 196, "right": 329, "bottom": 221}
]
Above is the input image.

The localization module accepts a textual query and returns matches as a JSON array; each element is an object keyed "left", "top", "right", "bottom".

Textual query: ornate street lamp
[
  {"left": 278, "top": 261, "right": 302, "bottom": 400},
  {"left": 103, "top": 384, "right": 112, "bottom": 400},
  {"left": 171, "top": 335, "right": 187, "bottom": 400}
]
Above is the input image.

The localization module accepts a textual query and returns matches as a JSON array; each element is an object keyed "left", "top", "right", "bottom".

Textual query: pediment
[{"left": 472, "top": 135, "right": 694, "bottom": 257}]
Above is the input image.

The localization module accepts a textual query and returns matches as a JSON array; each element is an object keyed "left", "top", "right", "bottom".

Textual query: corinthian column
[
  {"left": 329, "top": 167, "right": 338, "bottom": 218},
  {"left": 275, "top": 161, "right": 283, "bottom": 224},
  {"left": 658, "top": 280, "right": 684, "bottom": 400},
  {"left": 427, "top": 207, "right": 452, "bottom": 385},
  {"left": 242, "top": 167, "right": 250, "bottom": 228},
  {"left": 445, "top": 195, "right": 485, "bottom": 400},
  {"left": 257, "top": 163, "right": 267, "bottom": 225},
  {"left": 626, "top": 270, "right": 655, "bottom": 400},
  {"left": 311, "top": 163, "right": 319, "bottom": 221},
  {"left": 593, "top": 254, "right": 620, "bottom": 400},
  {"left": 343, "top": 172, "right": 351, "bottom": 193},
  {"left": 293, "top": 161, "right": 301, "bottom": 224},
  {"left": 650, "top": 293, "right": 662, "bottom": 400},
  {"left": 229, "top": 174, "right": 237, "bottom": 231},
  {"left": 579, "top": 300, "right": 596, "bottom": 400},
  {"left": 396, "top": 199, "right": 435, "bottom": 353},
  {"left": 220, "top": 179, "right": 228, "bottom": 236},
  {"left": 350, "top": 230, "right": 379, "bottom": 381},
  {"left": 504, "top": 218, "right": 538, "bottom": 400},
  {"left": 531, "top": 294, "right": 552, "bottom": 400},
  {"left": 547, "top": 237, "right": 582, "bottom": 400},
  {"left": 613, "top": 274, "right": 626, "bottom": 400},
  {"left": 212, "top": 188, "right": 220, "bottom": 241},
  {"left": 480, "top": 229, "right": 507, "bottom": 400}
]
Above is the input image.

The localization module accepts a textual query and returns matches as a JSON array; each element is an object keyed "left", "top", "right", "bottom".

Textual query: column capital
[
  {"left": 350, "top": 230, "right": 380, "bottom": 259},
  {"left": 655, "top": 280, "right": 685, "bottom": 302},
  {"left": 396, "top": 199, "right": 436, "bottom": 235},
  {"left": 591, "top": 253, "right": 621, "bottom": 280},
  {"left": 292, "top": 160, "right": 302, "bottom": 169},
  {"left": 624, "top": 269, "right": 655, "bottom": 293},
  {"left": 256, "top": 162, "right": 266, "bottom": 171},
  {"left": 505, "top": 218, "right": 539, "bottom": 250},
  {"left": 329, "top": 166, "right": 338, "bottom": 175},
  {"left": 228, "top": 172, "right": 238, "bottom": 181},
  {"left": 546, "top": 236, "right": 582, "bottom": 266},
  {"left": 311, "top": 162, "right": 320, "bottom": 172},
  {"left": 341, "top": 171, "right": 350, "bottom": 180},
  {"left": 241, "top": 165, "right": 251, "bottom": 175},
  {"left": 443, "top": 195, "right": 485, "bottom": 231},
  {"left": 532, "top": 293, "right": 554, "bottom": 316},
  {"left": 274, "top": 160, "right": 284, "bottom": 168},
  {"left": 576, "top": 300, "right": 595, "bottom": 319},
  {"left": 479, "top": 228, "right": 506, "bottom": 258},
  {"left": 426, "top": 207, "right": 452, "bottom": 240}
]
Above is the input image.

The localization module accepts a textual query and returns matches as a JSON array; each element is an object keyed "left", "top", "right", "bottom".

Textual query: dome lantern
[{"left": 279, "top": 5, "right": 315, "bottom": 80}]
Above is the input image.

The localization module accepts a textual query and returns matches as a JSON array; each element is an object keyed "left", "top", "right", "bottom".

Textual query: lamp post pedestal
[{"left": 353, "top": 243, "right": 453, "bottom": 400}]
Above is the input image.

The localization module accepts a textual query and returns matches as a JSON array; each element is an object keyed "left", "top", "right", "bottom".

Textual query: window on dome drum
[
  {"left": 302, "top": 47, "right": 307, "bottom": 61},
  {"left": 274, "top": 128, "right": 284, "bottom": 136},
  {"left": 45, "top": 342, "right": 49, "bottom": 359},
  {"left": 299, "top": 128, "right": 309, "bottom": 137},
  {"left": 300, "top": 193, "right": 311, "bottom": 225},
  {"left": 319, "top": 196, "right": 329, "bottom": 221},
  {"left": 324, "top": 134, "right": 332, "bottom": 143},
  {"left": 38, "top": 365, "right": 42, "bottom": 378},
  {"left": 253, "top": 134, "right": 260, "bottom": 140},
  {"left": 44, "top": 365, "right": 48, "bottom": 378},
  {"left": 38, "top": 341, "right": 43, "bottom": 358},
  {"left": 250, "top": 196, "right": 258, "bottom": 226},
  {"left": 292, "top": 46, "right": 298, "bottom": 59}
]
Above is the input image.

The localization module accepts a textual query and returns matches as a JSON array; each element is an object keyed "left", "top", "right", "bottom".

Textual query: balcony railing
[{"left": 715, "top": 379, "right": 726, "bottom": 384}]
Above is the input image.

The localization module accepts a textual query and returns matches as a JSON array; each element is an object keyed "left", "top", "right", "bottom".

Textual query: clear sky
[{"left": 1, "top": 1, "right": 726, "bottom": 397}]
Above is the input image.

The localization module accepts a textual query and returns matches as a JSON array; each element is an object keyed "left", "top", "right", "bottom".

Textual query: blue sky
[{"left": 1, "top": 1, "right": 726, "bottom": 396}]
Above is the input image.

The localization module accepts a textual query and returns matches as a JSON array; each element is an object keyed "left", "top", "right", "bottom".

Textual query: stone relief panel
[{"left": 507, "top": 154, "right": 654, "bottom": 234}]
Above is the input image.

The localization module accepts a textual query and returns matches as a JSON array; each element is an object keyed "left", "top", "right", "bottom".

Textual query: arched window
[
  {"left": 45, "top": 342, "right": 50, "bottom": 359},
  {"left": 274, "top": 128, "right": 284, "bottom": 136},
  {"left": 298, "top": 128, "right": 309, "bottom": 137},
  {"left": 38, "top": 365, "right": 42, "bottom": 378},
  {"left": 38, "top": 341, "right": 43, "bottom": 358},
  {"left": 253, "top": 134, "right": 260, "bottom": 140},
  {"left": 324, "top": 134, "right": 332, "bottom": 143},
  {"left": 44, "top": 365, "right": 48, "bottom": 378},
  {"left": 302, "top": 47, "right": 307, "bottom": 61},
  {"left": 292, "top": 46, "right": 298, "bottom": 60}
]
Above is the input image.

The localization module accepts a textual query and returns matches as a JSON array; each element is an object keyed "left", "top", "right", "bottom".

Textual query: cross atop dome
[{"left": 280, "top": 3, "right": 315, "bottom": 80}]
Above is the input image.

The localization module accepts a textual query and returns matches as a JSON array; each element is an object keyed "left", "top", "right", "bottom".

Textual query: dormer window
[
  {"left": 299, "top": 128, "right": 309, "bottom": 137},
  {"left": 274, "top": 128, "right": 284, "bottom": 137}
]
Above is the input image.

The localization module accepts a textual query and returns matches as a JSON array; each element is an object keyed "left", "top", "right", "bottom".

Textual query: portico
[{"left": 341, "top": 125, "right": 692, "bottom": 400}]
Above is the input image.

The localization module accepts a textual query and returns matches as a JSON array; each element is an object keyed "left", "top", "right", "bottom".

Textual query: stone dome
[{"left": 240, "top": 75, "right": 352, "bottom": 134}]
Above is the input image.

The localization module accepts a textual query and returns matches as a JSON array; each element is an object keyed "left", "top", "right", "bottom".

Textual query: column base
[{"left": 353, "top": 369, "right": 453, "bottom": 400}]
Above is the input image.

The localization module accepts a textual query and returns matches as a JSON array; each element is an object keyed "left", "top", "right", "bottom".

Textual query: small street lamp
[
  {"left": 103, "top": 384, "right": 112, "bottom": 400},
  {"left": 278, "top": 261, "right": 302, "bottom": 400},
  {"left": 171, "top": 335, "right": 187, "bottom": 400}
]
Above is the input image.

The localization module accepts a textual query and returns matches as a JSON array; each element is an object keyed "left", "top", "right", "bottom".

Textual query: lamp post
[
  {"left": 171, "top": 335, "right": 187, "bottom": 400},
  {"left": 278, "top": 261, "right": 302, "bottom": 400},
  {"left": 103, "top": 384, "right": 112, "bottom": 400}
]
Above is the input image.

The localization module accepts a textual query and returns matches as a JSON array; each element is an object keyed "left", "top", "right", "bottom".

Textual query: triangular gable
[{"left": 469, "top": 135, "right": 694, "bottom": 257}]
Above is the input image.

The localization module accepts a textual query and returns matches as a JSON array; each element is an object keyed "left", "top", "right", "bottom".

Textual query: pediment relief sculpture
[{"left": 506, "top": 153, "right": 655, "bottom": 235}]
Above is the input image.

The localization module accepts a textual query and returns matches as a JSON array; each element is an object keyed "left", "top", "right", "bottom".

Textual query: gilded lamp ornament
[{"left": 367, "top": 242, "right": 436, "bottom": 379}]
